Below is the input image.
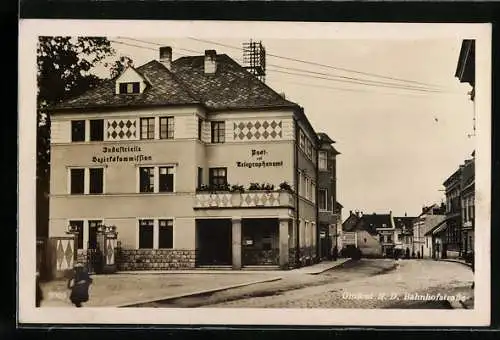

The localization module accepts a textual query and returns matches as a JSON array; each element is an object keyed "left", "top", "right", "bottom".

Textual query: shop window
[
  {"left": 140, "top": 117, "right": 155, "bottom": 140},
  {"left": 119, "top": 82, "right": 140, "bottom": 94},
  {"left": 71, "top": 120, "right": 85, "bottom": 142},
  {"left": 89, "top": 119, "right": 104, "bottom": 141},
  {"left": 211, "top": 121, "right": 225, "bottom": 143},
  {"left": 159, "top": 166, "right": 174, "bottom": 192},
  {"left": 89, "top": 168, "right": 104, "bottom": 194},
  {"left": 319, "top": 151, "right": 327, "bottom": 170},
  {"left": 139, "top": 167, "right": 155, "bottom": 193},
  {"left": 209, "top": 167, "right": 227, "bottom": 187},
  {"left": 160, "top": 116, "right": 174, "bottom": 139},
  {"left": 69, "top": 220, "right": 84, "bottom": 249},
  {"left": 139, "top": 220, "right": 154, "bottom": 249},
  {"left": 88, "top": 220, "right": 102, "bottom": 249},
  {"left": 159, "top": 220, "right": 174, "bottom": 249},
  {"left": 70, "top": 168, "right": 85, "bottom": 194},
  {"left": 319, "top": 189, "right": 328, "bottom": 211}
]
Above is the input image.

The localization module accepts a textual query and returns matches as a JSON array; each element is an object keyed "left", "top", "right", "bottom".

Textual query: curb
[
  {"left": 117, "top": 276, "right": 283, "bottom": 307},
  {"left": 306, "top": 259, "right": 353, "bottom": 275},
  {"left": 441, "top": 259, "right": 473, "bottom": 269}
]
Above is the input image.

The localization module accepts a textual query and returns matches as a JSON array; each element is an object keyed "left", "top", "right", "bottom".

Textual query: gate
[{"left": 86, "top": 244, "right": 103, "bottom": 274}]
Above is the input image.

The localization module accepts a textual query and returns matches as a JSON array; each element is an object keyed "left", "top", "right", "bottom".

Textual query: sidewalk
[
  {"left": 40, "top": 272, "right": 281, "bottom": 308},
  {"left": 39, "top": 260, "right": 349, "bottom": 308}
]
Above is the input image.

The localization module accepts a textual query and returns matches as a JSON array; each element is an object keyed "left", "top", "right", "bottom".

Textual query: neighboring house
[
  {"left": 342, "top": 211, "right": 393, "bottom": 257},
  {"left": 424, "top": 218, "right": 450, "bottom": 259},
  {"left": 317, "top": 132, "right": 340, "bottom": 260},
  {"left": 393, "top": 215, "right": 417, "bottom": 257},
  {"left": 412, "top": 204, "right": 446, "bottom": 258},
  {"left": 461, "top": 154, "right": 475, "bottom": 257},
  {"left": 455, "top": 39, "right": 475, "bottom": 101},
  {"left": 443, "top": 168, "right": 463, "bottom": 259},
  {"left": 47, "top": 46, "right": 322, "bottom": 271}
]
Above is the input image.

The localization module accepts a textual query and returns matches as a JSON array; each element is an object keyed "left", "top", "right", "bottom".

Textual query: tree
[
  {"left": 107, "top": 56, "right": 134, "bottom": 79},
  {"left": 36, "top": 37, "right": 115, "bottom": 238}
]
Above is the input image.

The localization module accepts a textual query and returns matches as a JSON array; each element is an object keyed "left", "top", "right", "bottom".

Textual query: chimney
[
  {"left": 159, "top": 46, "right": 172, "bottom": 70},
  {"left": 404, "top": 212, "right": 407, "bottom": 217},
  {"left": 349, "top": 210, "right": 353, "bottom": 216},
  {"left": 204, "top": 50, "right": 217, "bottom": 74}
]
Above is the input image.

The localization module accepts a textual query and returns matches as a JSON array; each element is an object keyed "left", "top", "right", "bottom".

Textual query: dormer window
[{"left": 119, "top": 82, "right": 140, "bottom": 94}]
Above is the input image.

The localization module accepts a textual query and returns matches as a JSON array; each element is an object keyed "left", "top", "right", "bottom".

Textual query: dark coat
[{"left": 68, "top": 270, "right": 93, "bottom": 305}]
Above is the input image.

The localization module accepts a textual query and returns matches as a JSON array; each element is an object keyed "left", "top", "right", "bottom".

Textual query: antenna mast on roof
[{"left": 243, "top": 39, "right": 266, "bottom": 83}]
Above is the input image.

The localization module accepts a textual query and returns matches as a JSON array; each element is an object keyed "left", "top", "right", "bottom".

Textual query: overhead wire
[
  {"left": 186, "top": 37, "right": 448, "bottom": 89},
  {"left": 111, "top": 37, "right": 461, "bottom": 96}
]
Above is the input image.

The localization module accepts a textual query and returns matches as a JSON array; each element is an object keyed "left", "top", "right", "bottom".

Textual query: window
[
  {"left": 364, "top": 238, "right": 367, "bottom": 243},
  {"left": 379, "top": 235, "right": 383, "bottom": 243},
  {"left": 319, "top": 189, "right": 328, "bottom": 210},
  {"left": 319, "top": 151, "right": 327, "bottom": 170},
  {"left": 311, "top": 182, "right": 316, "bottom": 203},
  {"left": 211, "top": 121, "right": 225, "bottom": 143},
  {"left": 140, "top": 117, "right": 155, "bottom": 140},
  {"left": 305, "top": 177, "right": 310, "bottom": 200},
  {"left": 158, "top": 219, "right": 174, "bottom": 249},
  {"left": 139, "top": 167, "right": 155, "bottom": 193},
  {"left": 71, "top": 120, "right": 85, "bottom": 142},
  {"left": 299, "top": 130, "right": 305, "bottom": 150},
  {"left": 160, "top": 117, "right": 174, "bottom": 139},
  {"left": 89, "top": 119, "right": 104, "bottom": 141},
  {"left": 306, "top": 140, "right": 312, "bottom": 158},
  {"left": 209, "top": 168, "right": 227, "bottom": 187},
  {"left": 70, "top": 168, "right": 85, "bottom": 194},
  {"left": 397, "top": 234, "right": 401, "bottom": 241},
  {"left": 138, "top": 220, "right": 154, "bottom": 249},
  {"left": 197, "top": 167, "right": 203, "bottom": 189},
  {"left": 387, "top": 235, "right": 392, "bottom": 243},
  {"left": 89, "top": 168, "right": 104, "bottom": 194},
  {"left": 70, "top": 220, "right": 84, "bottom": 249},
  {"left": 88, "top": 220, "right": 102, "bottom": 249},
  {"left": 119, "top": 82, "right": 140, "bottom": 94},
  {"left": 198, "top": 118, "right": 203, "bottom": 140},
  {"left": 159, "top": 166, "right": 174, "bottom": 192}
]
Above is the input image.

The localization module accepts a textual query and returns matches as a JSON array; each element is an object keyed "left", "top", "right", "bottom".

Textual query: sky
[{"left": 92, "top": 36, "right": 475, "bottom": 219}]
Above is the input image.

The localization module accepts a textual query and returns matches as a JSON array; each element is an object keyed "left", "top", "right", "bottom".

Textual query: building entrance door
[{"left": 196, "top": 219, "right": 232, "bottom": 266}]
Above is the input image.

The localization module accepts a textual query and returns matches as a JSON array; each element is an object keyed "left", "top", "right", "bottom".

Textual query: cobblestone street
[{"left": 149, "top": 259, "right": 473, "bottom": 309}]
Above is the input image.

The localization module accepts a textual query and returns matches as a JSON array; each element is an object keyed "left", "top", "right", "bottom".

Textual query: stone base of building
[{"left": 117, "top": 249, "right": 196, "bottom": 270}]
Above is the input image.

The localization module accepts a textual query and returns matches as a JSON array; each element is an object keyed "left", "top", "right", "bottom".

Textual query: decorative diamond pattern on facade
[
  {"left": 106, "top": 239, "right": 114, "bottom": 265},
  {"left": 233, "top": 120, "right": 283, "bottom": 141},
  {"left": 55, "top": 238, "right": 74, "bottom": 271},
  {"left": 106, "top": 119, "right": 138, "bottom": 141}
]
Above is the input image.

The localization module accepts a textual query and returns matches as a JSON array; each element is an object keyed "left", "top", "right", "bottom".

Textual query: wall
[{"left": 356, "top": 230, "right": 381, "bottom": 257}]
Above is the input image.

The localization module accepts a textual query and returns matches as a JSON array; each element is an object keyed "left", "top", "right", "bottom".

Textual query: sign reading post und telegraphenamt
[{"left": 236, "top": 149, "right": 284, "bottom": 168}]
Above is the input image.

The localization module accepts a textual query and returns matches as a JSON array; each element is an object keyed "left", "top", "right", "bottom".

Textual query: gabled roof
[
  {"left": 343, "top": 213, "right": 392, "bottom": 236},
  {"left": 424, "top": 218, "right": 451, "bottom": 236},
  {"left": 171, "top": 54, "right": 298, "bottom": 111},
  {"left": 363, "top": 214, "right": 392, "bottom": 233},
  {"left": 317, "top": 132, "right": 336, "bottom": 144},
  {"left": 50, "top": 54, "right": 299, "bottom": 112},
  {"left": 394, "top": 216, "right": 416, "bottom": 234},
  {"left": 51, "top": 61, "right": 201, "bottom": 111}
]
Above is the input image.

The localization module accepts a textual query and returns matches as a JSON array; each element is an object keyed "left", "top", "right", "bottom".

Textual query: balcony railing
[{"left": 194, "top": 191, "right": 295, "bottom": 209}]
